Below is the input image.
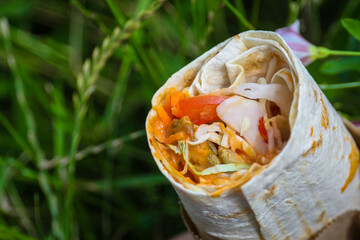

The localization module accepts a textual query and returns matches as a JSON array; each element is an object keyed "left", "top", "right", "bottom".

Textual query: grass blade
[
  {"left": 7, "top": 183, "right": 36, "bottom": 237},
  {"left": 65, "top": 4, "right": 166, "bottom": 232},
  {"left": 251, "top": 0, "right": 260, "bottom": 28},
  {"left": 105, "top": 0, "right": 126, "bottom": 26},
  {"left": 0, "top": 18, "right": 62, "bottom": 239},
  {"left": 103, "top": 47, "right": 133, "bottom": 130},
  {"left": 0, "top": 112, "right": 32, "bottom": 156},
  {"left": 70, "top": 0, "right": 110, "bottom": 34},
  {"left": 43, "top": 130, "right": 145, "bottom": 170},
  {"left": 341, "top": 18, "right": 360, "bottom": 42},
  {"left": 80, "top": 174, "right": 169, "bottom": 192},
  {"left": 223, "top": 0, "right": 255, "bottom": 30},
  {"left": 0, "top": 224, "right": 37, "bottom": 240}
]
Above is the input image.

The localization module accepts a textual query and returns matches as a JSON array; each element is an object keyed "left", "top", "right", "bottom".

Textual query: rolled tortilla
[{"left": 146, "top": 31, "right": 360, "bottom": 240}]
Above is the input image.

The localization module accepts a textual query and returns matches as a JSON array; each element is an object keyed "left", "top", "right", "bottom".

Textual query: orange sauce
[
  {"left": 188, "top": 143, "right": 213, "bottom": 171},
  {"left": 341, "top": 139, "right": 359, "bottom": 193},
  {"left": 148, "top": 111, "right": 234, "bottom": 186},
  {"left": 147, "top": 90, "right": 271, "bottom": 194},
  {"left": 164, "top": 131, "right": 189, "bottom": 144}
]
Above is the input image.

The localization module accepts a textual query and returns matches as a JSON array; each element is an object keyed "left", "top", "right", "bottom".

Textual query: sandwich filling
[{"left": 148, "top": 36, "right": 295, "bottom": 194}]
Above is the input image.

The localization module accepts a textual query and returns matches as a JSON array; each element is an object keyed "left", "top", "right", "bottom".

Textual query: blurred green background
[{"left": 0, "top": 0, "right": 359, "bottom": 239}]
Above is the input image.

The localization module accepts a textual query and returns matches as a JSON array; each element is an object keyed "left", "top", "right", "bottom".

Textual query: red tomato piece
[
  {"left": 173, "top": 95, "right": 229, "bottom": 125},
  {"left": 258, "top": 117, "right": 268, "bottom": 143}
]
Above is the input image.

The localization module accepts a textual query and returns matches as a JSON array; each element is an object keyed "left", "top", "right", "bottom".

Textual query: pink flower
[
  {"left": 276, "top": 20, "right": 314, "bottom": 66},
  {"left": 353, "top": 121, "right": 360, "bottom": 127}
]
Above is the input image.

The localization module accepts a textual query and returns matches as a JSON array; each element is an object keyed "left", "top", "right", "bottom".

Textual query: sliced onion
[
  {"left": 232, "top": 82, "right": 292, "bottom": 117},
  {"left": 217, "top": 96, "right": 267, "bottom": 154}
]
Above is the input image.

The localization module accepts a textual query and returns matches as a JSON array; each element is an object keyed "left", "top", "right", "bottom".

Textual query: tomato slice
[
  {"left": 173, "top": 95, "right": 229, "bottom": 125},
  {"left": 258, "top": 117, "right": 268, "bottom": 143}
]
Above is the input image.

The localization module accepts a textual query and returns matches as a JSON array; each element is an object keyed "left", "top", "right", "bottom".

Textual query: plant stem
[
  {"left": 64, "top": 0, "right": 165, "bottom": 237},
  {"left": 0, "top": 18, "right": 63, "bottom": 239},
  {"left": 312, "top": 46, "right": 360, "bottom": 59},
  {"left": 42, "top": 130, "right": 145, "bottom": 170},
  {"left": 70, "top": 0, "right": 110, "bottom": 34},
  {"left": 327, "top": 49, "right": 360, "bottom": 56},
  {"left": 320, "top": 81, "right": 360, "bottom": 90}
]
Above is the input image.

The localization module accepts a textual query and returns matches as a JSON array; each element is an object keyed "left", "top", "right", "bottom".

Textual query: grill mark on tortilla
[
  {"left": 262, "top": 176, "right": 288, "bottom": 239},
  {"left": 313, "top": 90, "right": 318, "bottom": 102},
  {"left": 310, "top": 126, "right": 313, "bottom": 137},
  {"left": 316, "top": 210, "right": 329, "bottom": 225},
  {"left": 271, "top": 213, "right": 287, "bottom": 240},
  {"left": 301, "top": 166, "right": 331, "bottom": 225},
  {"left": 283, "top": 179, "right": 313, "bottom": 238},
  {"left": 302, "top": 134, "right": 323, "bottom": 157},
  {"left": 302, "top": 169, "right": 330, "bottom": 225},
  {"left": 302, "top": 148, "right": 312, "bottom": 158},
  {"left": 259, "top": 200, "right": 287, "bottom": 240},
  {"left": 263, "top": 184, "right": 276, "bottom": 202},
  {"left": 320, "top": 96, "right": 329, "bottom": 129},
  {"left": 293, "top": 203, "right": 313, "bottom": 236},
  {"left": 209, "top": 189, "right": 265, "bottom": 240}
]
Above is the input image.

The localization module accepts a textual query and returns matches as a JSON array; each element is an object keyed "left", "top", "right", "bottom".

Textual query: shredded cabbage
[
  {"left": 197, "top": 163, "right": 251, "bottom": 175},
  {"left": 155, "top": 136, "right": 252, "bottom": 176},
  {"left": 167, "top": 143, "right": 181, "bottom": 155}
]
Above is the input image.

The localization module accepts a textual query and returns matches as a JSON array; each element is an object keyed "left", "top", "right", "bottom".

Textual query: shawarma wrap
[{"left": 145, "top": 31, "right": 360, "bottom": 240}]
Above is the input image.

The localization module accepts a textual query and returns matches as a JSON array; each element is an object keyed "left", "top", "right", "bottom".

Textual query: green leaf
[
  {"left": 0, "top": 224, "right": 36, "bottom": 240},
  {"left": 341, "top": 18, "right": 360, "bottom": 42},
  {"left": 320, "top": 57, "right": 360, "bottom": 75},
  {"left": 0, "top": 0, "right": 33, "bottom": 19}
]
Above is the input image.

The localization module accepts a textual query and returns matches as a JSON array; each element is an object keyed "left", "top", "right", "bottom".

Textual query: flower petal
[{"left": 276, "top": 20, "right": 314, "bottom": 65}]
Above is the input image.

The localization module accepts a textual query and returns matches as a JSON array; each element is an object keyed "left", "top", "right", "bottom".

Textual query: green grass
[{"left": 0, "top": 0, "right": 359, "bottom": 239}]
